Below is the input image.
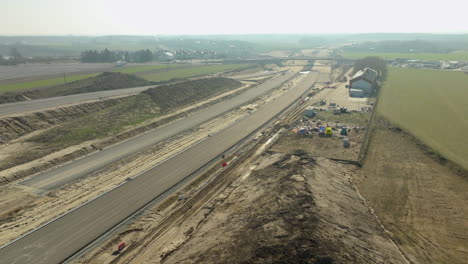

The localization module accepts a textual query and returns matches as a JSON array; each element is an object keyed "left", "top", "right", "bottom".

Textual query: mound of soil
[
  {"left": 157, "top": 153, "right": 406, "bottom": 264},
  {"left": 142, "top": 77, "right": 242, "bottom": 111},
  {"left": 0, "top": 72, "right": 151, "bottom": 103}
]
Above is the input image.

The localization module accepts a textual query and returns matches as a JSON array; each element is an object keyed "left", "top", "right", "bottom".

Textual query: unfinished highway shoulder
[
  {"left": 0, "top": 71, "right": 318, "bottom": 264},
  {"left": 18, "top": 71, "right": 296, "bottom": 191}
]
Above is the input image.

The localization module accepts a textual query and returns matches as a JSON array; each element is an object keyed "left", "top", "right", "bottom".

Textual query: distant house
[
  {"left": 349, "top": 67, "right": 378, "bottom": 97},
  {"left": 114, "top": 60, "right": 127, "bottom": 67}
]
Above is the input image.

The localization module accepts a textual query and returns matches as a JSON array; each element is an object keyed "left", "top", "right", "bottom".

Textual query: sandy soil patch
[
  {"left": 76, "top": 150, "right": 407, "bottom": 264},
  {"left": 356, "top": 124, "right": 468, "bottom": 263}
]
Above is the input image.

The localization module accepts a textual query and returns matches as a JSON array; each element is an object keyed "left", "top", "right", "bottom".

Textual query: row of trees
[
  {"left": 81, "top": 48, "right": 222, "bottom": 63},
  {"left": 80, "top": 49, "right": 154, "bottom": 63}
]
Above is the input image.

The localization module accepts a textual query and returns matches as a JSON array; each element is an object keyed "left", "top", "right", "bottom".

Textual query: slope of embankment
[
  {"left": 0, "top": 77, "right": 242, "bottom": 174},
  {"left": 142, "top": 77, "right": 242, "bottom": 111},
  {"left": 0, "top": 72, "right": 152, "bottom": 103}
]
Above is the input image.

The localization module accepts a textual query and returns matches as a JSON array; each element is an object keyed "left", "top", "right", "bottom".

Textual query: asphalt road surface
[
  {"left": 0, "top": 71, "right": 318, "bottom": 264},
  {"left": 21, "top": 71, "right": 296, "bottom": 190},
  {"left": 0, "top": 85, "right": 157, "bottom": 118}
]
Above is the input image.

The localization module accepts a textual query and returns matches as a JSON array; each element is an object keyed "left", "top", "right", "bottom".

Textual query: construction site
[{"left": 0, "top": 49, "right": 466, "bottom": 264}]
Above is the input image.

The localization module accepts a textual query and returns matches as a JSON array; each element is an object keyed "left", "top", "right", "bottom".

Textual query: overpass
[{"left": 221, "top": 57, "right": 357, "bottom": 65}]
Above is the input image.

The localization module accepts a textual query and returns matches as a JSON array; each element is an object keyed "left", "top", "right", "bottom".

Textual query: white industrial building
[{"left": 349, "top": 67, "right": 378, "bottom": 97}]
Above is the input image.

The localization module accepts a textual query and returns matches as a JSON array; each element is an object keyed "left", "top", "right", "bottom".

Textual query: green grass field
[
  {"left": 343, "top": 51, "right": 468, "bottom": 61},
  {"left": 0, "top": 65, "right": 168, "bottom": 93},
  {"left": 141, "top": 63, "right": 251, "bottom": 82},
  {"left": 0, "top": 73, "right": 101, "bottom": 93},
  {"left": 116, "top": 64, "right": 177, "bottom": 74},
  {"left": 378, "top": 68, "right": 468, "bottom": 169},
  {"left": 0, "top": 63, "right": 250, "bottom": 93}
]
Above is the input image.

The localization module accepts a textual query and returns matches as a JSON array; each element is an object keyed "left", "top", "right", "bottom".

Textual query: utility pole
[{"left": 63, "top": 72, "right": 67, "bottom": 84}]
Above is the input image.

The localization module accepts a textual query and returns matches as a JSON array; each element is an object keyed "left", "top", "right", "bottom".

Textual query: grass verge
[
  {"left": 116, "top": 65, "right": 177, "bottom": 74},
  {"left": 141, "top": 63, "right": 251, "bottom": 82},
  {"left": 0, "top": 73, "right": 100, "bottom": 93},
  {"left": 0, "top": 64, "right": 249, "bottom": 94}
]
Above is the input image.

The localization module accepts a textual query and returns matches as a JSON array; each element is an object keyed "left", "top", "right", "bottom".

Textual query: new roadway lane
[
  {"left": 0, "top": 71, "right": 318, "bottom": 264},
  {"left": 0, "top": 85, "right": 157, "bottom": 118},
  {"left": 20, "top": 71, "right": 296, "bottom": 190}
]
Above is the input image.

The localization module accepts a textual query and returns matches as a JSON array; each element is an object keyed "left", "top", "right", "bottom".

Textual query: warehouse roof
[{"left": 351, "top": 67, "right": 378, "bottom": 84}]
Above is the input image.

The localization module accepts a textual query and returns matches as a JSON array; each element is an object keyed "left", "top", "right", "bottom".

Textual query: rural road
[
  {"left": 0, "top": 85, "right": 157, "bottom": 117},
  {"left": 0, "top": 70, "right": 319, "bottom": 264},
  {"left": 20, "top": 71, "right": 296, "bottom": 190}
]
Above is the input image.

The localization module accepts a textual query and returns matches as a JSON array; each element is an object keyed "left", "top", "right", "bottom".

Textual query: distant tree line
[
  {"left": 81, "top": 48, "right": 228, "bottom": 63},
  {"left": 80, "top": 48, "right": 154, "bottom": 63}
]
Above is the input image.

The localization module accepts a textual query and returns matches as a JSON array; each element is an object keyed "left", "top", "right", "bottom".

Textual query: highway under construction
[{"left": 0, "top": 65, "right": 320, "bottom": 263}]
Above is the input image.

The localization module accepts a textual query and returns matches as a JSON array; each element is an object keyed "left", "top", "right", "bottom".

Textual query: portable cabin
[{"left": 304, "top": 107, "right": 317, "bottom": 118}]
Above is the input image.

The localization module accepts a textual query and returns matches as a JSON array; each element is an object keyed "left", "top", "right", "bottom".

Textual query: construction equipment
[
  {"left": 340, "top": 127, "right": 348, "bottom": 136},
  {"left": 342, "top": 138, "right": 350, "bottom": 148}
]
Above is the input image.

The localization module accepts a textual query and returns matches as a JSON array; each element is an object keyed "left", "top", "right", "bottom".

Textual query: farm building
[{"left": 349, "top": 67, "right": 378, "bottom": 97}]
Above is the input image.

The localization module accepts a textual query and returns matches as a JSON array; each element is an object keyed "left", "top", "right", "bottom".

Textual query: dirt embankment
[
  {"left": 0, "top": 72, "right": 152, "bottom": 104},
  {"left": 0, "top": 98, "right": 125, "bottom": 144},
  {"left": 77, "top": 151, "right": 406, "bottom": 264},
  {"left": 356, "top": 119, "right": 468, "bottom": 263},
  {"left": 142, "top": 77, "right": 241, "bottom": 110},
  {"left": 158, "top": 154, "right": 405, "bottom": 264}
]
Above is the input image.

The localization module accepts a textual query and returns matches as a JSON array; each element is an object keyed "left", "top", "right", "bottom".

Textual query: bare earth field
[{"left": 356, "top": 122, "right": 468, "bottom": 263}]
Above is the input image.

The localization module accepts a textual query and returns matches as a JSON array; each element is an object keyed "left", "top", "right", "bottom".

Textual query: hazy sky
[{"left": 3, "top": 0, "right": 468, "bottom": 35}]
